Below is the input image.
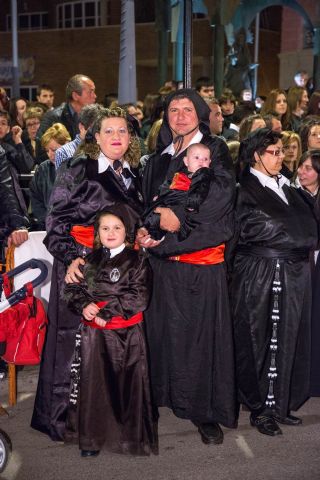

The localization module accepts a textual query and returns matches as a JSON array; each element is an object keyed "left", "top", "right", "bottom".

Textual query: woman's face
[
  {"left": 274, "top": 94, "right": 287, "bottom": 116},
  {"left": 284, "top": 139, "right": 299, "bottom": 162},
  {"left": 298, "top": 90, "right": 309, "bottom": 111},
  {"left": 297, "top": 158, "right": 319, "bottom": 193},
  {"left": 45, "top": 139, "right": 61, "bottom": 163},
  {"left": 254, "top": 139, "right": 285, "bottom": 176},
  {"left": 308, "top": 125, "right": 320, "bottom": 150},
  {"left": 16, "top": 99, "right": 27, "bottom": 119},
  {"left": 95, "top": 117, "right": 130, "bottom": 161}
]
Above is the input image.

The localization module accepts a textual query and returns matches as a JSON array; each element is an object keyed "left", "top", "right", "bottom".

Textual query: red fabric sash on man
[
  {"left": 70, "top": 225, "right": 94, "bottom": 248},
  {"left": 169, "top": 244, "right": 225, "bottom": 265}
]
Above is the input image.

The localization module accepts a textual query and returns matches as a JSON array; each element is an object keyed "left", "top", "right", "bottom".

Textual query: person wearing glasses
[{"left": 230, "top": 128, "right": 317, "bottom": 437}]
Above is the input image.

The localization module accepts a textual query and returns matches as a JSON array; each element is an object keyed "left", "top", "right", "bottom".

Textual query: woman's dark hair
[
  {"left": 239, "top": 128, "right": 282, "bottom": 166},
  {"left": 8, "top": 97, "right": 28, "bottom": 127},
  {"left": 299, "top": 117, "right": 320, "bottom": 153},
  {"left": 307, "top": 91, "right": 320, "bottom": 116},
  {"left": 297, "top": 149, "right": 320, "bottom": 220}
]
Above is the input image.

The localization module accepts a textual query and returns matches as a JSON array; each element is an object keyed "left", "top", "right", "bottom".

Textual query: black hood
[{"left": 156, "top": 88, "right": 211, "bottom": 152}]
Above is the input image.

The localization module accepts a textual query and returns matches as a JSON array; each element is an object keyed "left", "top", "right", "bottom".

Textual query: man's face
[
  {"left": 74, "top": 78, "right": 97, "bottom": 107},
  {"left": 209, "top": 104, "right": 224, "bottom": 135},
  {"left": 168, "top": 98, "right": 199, "bottom": 138},
  {"left": 37, "top": 89, "right": 54, "bottom": 108},
  {"left": 198, "top": 85, "right": 214, "bottom": 99},
  {"left": 0, "top": 116, "right": 10, "bottom": 140}
]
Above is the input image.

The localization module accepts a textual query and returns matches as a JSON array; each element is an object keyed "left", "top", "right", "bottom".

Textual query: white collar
[
  {"left": 250, "top": 167, "right": 290, "bottom": 189},
  {"left": 108, "top": 243, "right": 126, "bottom": 258},
  {"left": 229, "top": 123, "right": 240, "bottom": 132},
  {"left": 161, "top": 130, "right": 203, "bottom": 156},
  {"left": 97, "top": 151, "right": 134, "bottom": 176},
  {"left": 294, "top": 177, "right": 319, "bottom": 196}
]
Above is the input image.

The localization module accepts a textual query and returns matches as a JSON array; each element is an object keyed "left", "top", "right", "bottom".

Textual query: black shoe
[
  {"left": 81, "top": 450, "right": 100, "bottom": 458},
  {"left": 250, "top": 414, "right": 282, "bottom": 436},
  {"left": 273, "top": 414, "right": 302, "bottom": 426},
  {"left": 198, "top": 423, "right": 224, "bottom": 445}
]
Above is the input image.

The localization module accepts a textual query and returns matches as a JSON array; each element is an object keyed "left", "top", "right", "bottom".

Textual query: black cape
[{"left": 230, "top": 171, "right": 318, "bottom": 417}]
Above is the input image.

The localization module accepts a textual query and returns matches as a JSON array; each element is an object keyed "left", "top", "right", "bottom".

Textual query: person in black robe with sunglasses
[{"left": 230, "top": 128, "right": 317, "bottom": 436}]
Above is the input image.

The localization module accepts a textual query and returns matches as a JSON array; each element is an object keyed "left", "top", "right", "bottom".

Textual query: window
[
  {"left": 2, "top": 86, "right": 38, "bottom": 102},
  {"left": 57, "top": 1, "right": 101, "bottom": 29},
  {"left": 6, "top": 12, "right": 49, "bottom": 31}
]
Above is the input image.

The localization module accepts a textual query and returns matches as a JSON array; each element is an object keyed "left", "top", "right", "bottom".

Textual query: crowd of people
[{"left": 0, "top": 71, "right": 319, "bottom": 458}]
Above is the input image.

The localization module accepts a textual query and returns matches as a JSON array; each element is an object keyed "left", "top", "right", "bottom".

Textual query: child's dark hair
[{"left": 93, "top": 210, "right": 129, "bottom": 249}]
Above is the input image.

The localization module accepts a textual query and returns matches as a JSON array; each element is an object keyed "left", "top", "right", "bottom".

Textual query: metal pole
[
  {"left": 11, "top": 0, "right": 20, "bottom": 97},
  {"left": 253, "top": 12, "right": 260, "bottom": 98},
  {"left": 183, "top": 0, "right": 192, "bottom": 88},
  {"left": 118, "top": 0, "right": 137, "bottom": 104}
]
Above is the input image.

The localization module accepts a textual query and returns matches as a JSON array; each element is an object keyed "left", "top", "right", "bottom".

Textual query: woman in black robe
[
  {"left": 231, "top": 129, "right": 318, "bottom": 436},
  {"left": 295, "top": 149, "right": 320, "bottom": 396},
  {"left": 139, "top": 89, "right": 237, "bottom": 445},
  {"left": 31, "top": 107, "right": 144, "bottom": 441}
]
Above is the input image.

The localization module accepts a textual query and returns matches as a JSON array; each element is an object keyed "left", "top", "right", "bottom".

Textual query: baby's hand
[
  {"left": 82, "top": 303, "right": 100, "bottom": 321},
  {"left": 94, "top": 316, "right": 107, "bottom": 327}
]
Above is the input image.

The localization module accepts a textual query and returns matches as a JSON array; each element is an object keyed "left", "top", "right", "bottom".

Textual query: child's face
[
  {"left": 183, "top": 147, "right": 211, "bottom": 173},
  {"left": 98, "top": 214, "right": 126, "bottom": 249},
  {"left": 0, "top": 117, "right": 10, "bottom": 140}
]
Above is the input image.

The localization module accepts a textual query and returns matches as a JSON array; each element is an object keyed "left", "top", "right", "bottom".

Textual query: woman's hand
[
  {"left": 154, "top": 207, "right": 180, "bottom": 232},
  {"left": 94, "top": 316, "right": 107, "bottom": 327},
  {"left": 136, "top": 227, "right": 161, "bottom": 248},
  {"left": 82, "top": 303, "right": 100, "bottom": 321},
  {"left": 65, "top": 257, "right": 85, "bottom": 283},
  {"left": 7, "top": 229, "right": 28, "bottom": 247}
]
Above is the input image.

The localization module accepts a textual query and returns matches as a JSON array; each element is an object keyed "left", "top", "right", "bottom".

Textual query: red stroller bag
[{"left": 0, "top": 260, "right": 48, "bottom": 365}]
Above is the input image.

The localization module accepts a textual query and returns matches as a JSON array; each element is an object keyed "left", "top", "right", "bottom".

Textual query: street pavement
[{"left": 0, "top": 366, "right": 319, "bottom": 480}]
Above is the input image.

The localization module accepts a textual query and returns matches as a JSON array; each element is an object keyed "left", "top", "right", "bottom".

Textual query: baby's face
[{"left": 183, "top": 147, "right": 211, "bottom": 173}]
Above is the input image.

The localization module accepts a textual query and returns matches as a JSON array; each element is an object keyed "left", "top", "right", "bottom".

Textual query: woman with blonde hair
[
  {"left": 281, "top": 131, "right": 302, "bottom": 172},
  {"left": 29, "top": 123, "right": 71, "bottom": 229},
  {"left": 31, "top": 108, "right": 144, "bottom": 441}
]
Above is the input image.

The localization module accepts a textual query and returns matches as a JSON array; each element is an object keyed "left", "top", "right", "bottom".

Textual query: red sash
[
  {"left": 169, "top": 244, "right": 225, "bottom": 265},
  {"left": 169, "top": 172, "right": 191, "bottom": 191},
  {"left": 70, "top": 225, "right": 94, "bottom": 249},
  {"left": 82, "top": 301, "right": 143, "bottom": 330}
]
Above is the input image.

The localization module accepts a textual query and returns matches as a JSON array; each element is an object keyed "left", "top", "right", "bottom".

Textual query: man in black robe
[{"left": 138, "top": 89, "right": 237, "bottom": 445}]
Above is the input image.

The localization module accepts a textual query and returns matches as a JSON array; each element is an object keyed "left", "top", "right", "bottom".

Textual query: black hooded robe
[
  {"left": 230, "top": 171, "right": 318, "bottom": 417},
  {"left": 142, "top": 90, "right": 237, "bottom": 428},
  {"left": 31, "top": 155, "right": 143, "bottom": 441}
]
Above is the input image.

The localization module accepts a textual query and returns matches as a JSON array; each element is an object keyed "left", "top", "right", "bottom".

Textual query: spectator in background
[
  {"left": 294, "top": 70, "right": 309, "bottom": 89},
  {"left": 37, "top": 74, "right": 97, "bottom": 140},
  {"left": 261, "top": 89, "right": 290, "bottom": 129},
  {"left": 0, "top": 88, "right": 10, "bottom": 111},
  {"left": 239, "top": 114, "right": 266, "bottom": 142},
  {"left": 195, "top": 76, "right": 215, "bottom": 99},
  {"left": 262, "top": 112, "right": 283, "bottom": 133},
  {"left": 219, "top": 89, "right": 236, "bottom": 129},
  {"left": 140, "top": 93, "right": 163, "bottom": 140},
  {"left": 103, "top": 93, "right": 118, "bottom": 108},
  {"left": 240, "top": 88, "right": 253, "bottom": 102},
  {"left": 282, "top": 131, "right": 302, "bottom": 172},
  {"left": 9, "top": 97, "right": 28, "bottom": 129},
  {"left": 36, "top": 84, "right": 55, "bottom": 110},
  {"left": 299, "top": 118, "right": 320, "bottom": 153},
  {"left": 287, "top": 86, "right": 309, "bottom": 132},
  {"left": 55, "top": 103, "right": 103, "bottom": 169},
  {"left": 29, "top": 123, "right": 71, "bottom": 230},
  {"left": 223, "top": 103, "right": 255, "bottom": 141},
  {"left": 22, "top": 107, "right": 45, "bottom": 164},
  {"left": 307, "top": 91, "right": 320, "bottom": 116},
  {"left": 205, "top": 98, "right": 224, "bottom": 137}
]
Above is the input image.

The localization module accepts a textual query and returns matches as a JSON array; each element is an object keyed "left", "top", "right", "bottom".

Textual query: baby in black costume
[{"left": 142, "top": 143, "right": 214, "bottom": 240}]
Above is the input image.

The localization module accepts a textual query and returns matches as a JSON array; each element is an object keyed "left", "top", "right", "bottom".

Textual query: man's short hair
[
  {"left": 0, "top": 110, "right": 10, "bottom": 124},
  {"left": 195, "top": 76, "right": 213, "bottom": 92},
  {"left": 78, "top": 104, "right": 104, "bottom": 129},
  {"left": 65, "top": 74, "right": 90, "bottom": 102},
  {"left": 36, "top": 83, "right": 54, "bottom": 96}
]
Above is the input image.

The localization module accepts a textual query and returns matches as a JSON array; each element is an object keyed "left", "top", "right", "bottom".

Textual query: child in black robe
[
  {"left": 142, "top": 143, "right": 214, "bottom": 240},
  {"left": 64, "top": 209, "right": 158, "bottom": 457}
]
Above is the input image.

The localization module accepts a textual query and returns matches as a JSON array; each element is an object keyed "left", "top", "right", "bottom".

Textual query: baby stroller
[{"left": 0, "top": 259, "right": 48, "bottom": 473}]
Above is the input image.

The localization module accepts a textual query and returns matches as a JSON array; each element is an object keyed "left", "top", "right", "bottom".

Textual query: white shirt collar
[
  {"left": 109, "top": 243, "right": 126, "bottom": 258},
  {"left": 97, "top": 151, "right": 134, "bottom": 176},
  {"left": 250, "top": 167, "right": 290, "bottom": 189},
  {"left": 294, "top": 177, "right": 319, "bottom": 197},
  {"left": 161, "top": 130, "right": 203, "bottom": 156},
  {"left": 229, "top": 123, "right": 240, "bottom": 132}
]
